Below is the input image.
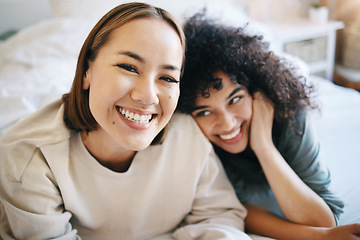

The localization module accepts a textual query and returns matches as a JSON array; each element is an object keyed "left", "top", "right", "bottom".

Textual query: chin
[
  {"left": 129, "top": 143, "right": 151, "bottom": 152},
  {"left": 220, "top": 142, "right": 247, "bottom": 154},
  {"left": 122, "top": 138, "right": 153, "bottom": 151},
  {"left": 138, "top": 139, "right": 154, "bottom": 148},
  {"left": 224, "top": 148, "right": 243, "bottom": 154}
]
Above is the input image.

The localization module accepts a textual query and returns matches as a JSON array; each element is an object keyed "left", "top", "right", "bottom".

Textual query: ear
[{"left": 83, "top": 70, "right": 90, "bottom": 90}]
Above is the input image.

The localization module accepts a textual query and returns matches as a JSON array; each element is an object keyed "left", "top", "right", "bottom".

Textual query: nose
[
  {"left": 130, "top": 76, "right": 159, "bottom": 106},
  {"left": 217, "top": 110, "right": 236, "bottom": 132}
]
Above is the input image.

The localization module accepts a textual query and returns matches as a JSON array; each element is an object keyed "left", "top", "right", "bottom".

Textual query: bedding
[
  {"left": 0, "top": 0, "right": 359, "bottom": 233},
  {"left": 310, "top": 76, "right": 360, "bottom": 225}
]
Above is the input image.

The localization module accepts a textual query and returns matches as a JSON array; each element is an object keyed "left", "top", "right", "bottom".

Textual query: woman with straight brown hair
[{"left": 0, "top": 3, "right": 250, "bottom": 239}]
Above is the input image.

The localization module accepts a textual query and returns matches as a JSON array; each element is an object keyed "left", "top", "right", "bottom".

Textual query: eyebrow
[
  {"left": 118, "top": 51, "right": 144, "bottom": 62},
  {"left": 191, "top": 86, "right": 245, "bottom": 113},
  {"left": 118, "top": 51, "right": 180, "bottom": 72},
  {"left": 191, "top": 105, "right": 207, "bottom": 112},
  {"left": 227, "top": 87, "right": 244, "bottom": 100},
  {"left": 163, "top": 65, "right": 180, "bottom": 71}
]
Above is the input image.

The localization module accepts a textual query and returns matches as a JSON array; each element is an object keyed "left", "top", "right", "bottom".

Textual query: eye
[
  {"left": 229, "top": 96, "right": 241, "bottom": 105},
  {"left": 160, "top": 76, "right": 179, "bottom": 84},
  {"left": 117, "top": 64, "right": 138, "bottom": 73},
  {"left": 193, "top": 110, "right": 210, "bottom": 118}
]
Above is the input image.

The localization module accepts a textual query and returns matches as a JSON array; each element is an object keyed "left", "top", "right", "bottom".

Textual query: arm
[
  {"left": 173, "top": 148, "right": 251, "bottom": 240},
  {"left": 250, "top": 92, "right": 335, "bottom": 227},
  {"left": 245, "top": 203, "right": 360, "bottom": 240},
  {"left": 0, "top": 148, "right": 78, "bottom": 239}
]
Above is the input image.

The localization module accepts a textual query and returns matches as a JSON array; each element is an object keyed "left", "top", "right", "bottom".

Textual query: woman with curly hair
[{"left": 178, "top": 12, "right": 360, "bottom": 239}]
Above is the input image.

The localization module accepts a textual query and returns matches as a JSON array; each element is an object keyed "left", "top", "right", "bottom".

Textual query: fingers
[
  {"left": 253, "top": 91, "right": 274, "bottom": 106},
  {"left": 252, "top": 92, "right": 274, "bottom": 119},
  {"left": 253, "top": 91, "right": 261, "bottom": 99},
  {"left": 350, "top": 223, "right": 360, "bottom": 234},
  {"left": 332, "top": 223, "right": 360, "bottom": 240}
]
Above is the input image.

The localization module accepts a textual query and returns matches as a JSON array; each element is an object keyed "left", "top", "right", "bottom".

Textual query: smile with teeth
[
  {"left": 219, "top": 127, "right": 241, "bottom": 140},
  {"left": 117, "top": 107, "right": 153, "bottom": 124}
]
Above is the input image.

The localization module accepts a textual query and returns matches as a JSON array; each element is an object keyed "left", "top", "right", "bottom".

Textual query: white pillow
[{"left": 0, "top": 17, "right": 94, "bottom": 134}]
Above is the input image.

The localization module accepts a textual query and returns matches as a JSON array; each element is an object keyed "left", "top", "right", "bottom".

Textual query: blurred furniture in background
[
  {"left": 267, "top": 19, "right": 344, "bottom": 80},
  {"left": 332, "top": 0, "right": 360, "bottom": 90}
]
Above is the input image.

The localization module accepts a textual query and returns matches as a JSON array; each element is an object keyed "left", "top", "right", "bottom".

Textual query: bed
[{"left": 0, "top": 0, "right": 359, "bottom": 232}]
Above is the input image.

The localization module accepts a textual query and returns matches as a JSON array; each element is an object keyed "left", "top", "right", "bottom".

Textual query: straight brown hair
[{"left": 62, "top": 2, "right": 185, "bottom": 144}]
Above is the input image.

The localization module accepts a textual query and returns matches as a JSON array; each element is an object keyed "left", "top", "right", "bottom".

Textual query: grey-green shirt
[{"left": 215, "top": 113, "right": 344, "bottom": 223}]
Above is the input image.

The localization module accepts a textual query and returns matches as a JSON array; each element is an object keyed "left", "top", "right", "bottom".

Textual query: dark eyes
[
  {"left": 229, "top": 96, "right": 241, "bottom": 105},
  {"left": 193, "top": 95, "right": 242, "bottom": 118},
  {"left": 117, "top": 64, "right": 137, "bottom": 73},
  {"left": 160, "top": 76, "right": 179, "bottom": 83},
  {"left": 117, "top": 63, "right": 179, "bottom": 84},
  {"left": 194, "top": 110, "right": 210, "bottom": 118}
]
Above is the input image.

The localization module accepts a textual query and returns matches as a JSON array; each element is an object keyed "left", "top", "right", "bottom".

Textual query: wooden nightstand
[
  {"left": 334, "top": 65, "right": 360, "bottom": 91},
  {"left": 266, "top": 19, "right": 344, "bottom": 80}
]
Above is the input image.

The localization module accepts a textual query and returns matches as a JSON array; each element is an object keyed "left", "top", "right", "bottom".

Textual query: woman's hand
[
  {"left": 249, "top": 91, "right": 275, "bottom": 154},
  {"left": 248, "top": 92, "right": 336, "bottom": 227},
  {"left": 245, "top": 203, "right": 359, "bottom": 240},
  {"left": 318, "top": 223, "right": 360, "bottom": 240}
]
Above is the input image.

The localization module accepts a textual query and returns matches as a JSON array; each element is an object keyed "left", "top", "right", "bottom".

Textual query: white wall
[
  {"left": 0, "top": 0, "right": 249, "bottom": 35},
  {"left": 0, "top": 0, "right": 339, "bottom": 35},
  {"left": 0, "top": 0, "right": 53, "bottom": 34},
  {"left": 236, "top": 0, "right": 339, "bottom": 22}
]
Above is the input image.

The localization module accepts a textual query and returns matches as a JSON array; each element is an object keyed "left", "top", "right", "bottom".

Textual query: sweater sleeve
[
  {"left": 172, "top": 148, "right": 251, "bottom": 240},
  {"left": 280, "top": 114, "right": 344, "bottom": 224},
  {"left": 0, "top": 147, "right": 79, "bottom": 239}
]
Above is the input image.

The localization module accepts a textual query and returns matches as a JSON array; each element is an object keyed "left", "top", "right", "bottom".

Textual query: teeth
[
  {"left": 220, "top": 128, "right": 241, "bottom": 140},
  {"left": 118, "top": 107, "right": 152, "bottom": 124}
]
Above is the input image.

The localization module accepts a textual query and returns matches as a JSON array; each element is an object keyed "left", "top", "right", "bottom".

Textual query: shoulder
[
  {"left": 0, "top": 99, "right": 71, "bottom": 181},
  {"left": 161, "top": 112, "right": 214, "bottom": 158},
  {"left": 168, "top": 112, "right": 204, "bottom": 134},
  {"left": 277, "top": 110, "right": 310, "bottom": 144},
  {"left": 167, "top": 112, "right": 209, "bottom": 143},
  {"left": 275, "top": 111, "right": 317, "bottom": 156},
  {"left": 1, "top": 99, "right": 70, "bottom": 145},
  {"left": 277, "top": 111, "right": 321, "bottom": 166}
]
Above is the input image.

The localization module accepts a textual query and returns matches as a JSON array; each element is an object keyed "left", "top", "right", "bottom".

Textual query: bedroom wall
[
  {"left": 0, "top": 0, "right": 53, "bottom": 34},
  {"left": 236, "top": 0, "right": 340, "bottom": 22},
  {"left": 0, "top": 0, "right": 236, "bottom": 35},
  {"left": 0, "top": 0, "right": 349, "bottom": 35},
  {"left": 0, "top": 0, "right": 339, "bottom": 35},
  {"left": 2, "top": 0, "right": 356, "bottom": 67}
]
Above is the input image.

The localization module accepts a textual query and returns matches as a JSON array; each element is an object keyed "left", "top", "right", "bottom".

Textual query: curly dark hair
[{"left": 177, "top": 11, "right": 317, "bottom": 132}]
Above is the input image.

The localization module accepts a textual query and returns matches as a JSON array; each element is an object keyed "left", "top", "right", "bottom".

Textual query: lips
[
  {"left": 116, "top": 106, "right": 154, "bottom": 124},
  {"left": 219, "top": 127, "right": 241, "bottom": 140}
]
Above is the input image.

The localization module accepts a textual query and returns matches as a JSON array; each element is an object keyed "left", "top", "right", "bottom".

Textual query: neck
[
  {"left": 81, "top": 131, "right": 136, "bottom": 172},
  {"left": 97, "top": 156, "right": 135, "bottom": 173}
]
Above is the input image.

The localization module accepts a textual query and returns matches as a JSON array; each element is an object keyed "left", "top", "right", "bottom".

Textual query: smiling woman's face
[
  {"left": 82, "top": 17, "right": 183, "bottom": 153},
  {"left": 191, "top": 71, "right": 253, "bottom": 154}
]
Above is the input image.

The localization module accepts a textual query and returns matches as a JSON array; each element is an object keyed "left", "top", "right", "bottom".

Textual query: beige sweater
[{"left": 0, "top": 100, "right": 250, "bottom": 240}]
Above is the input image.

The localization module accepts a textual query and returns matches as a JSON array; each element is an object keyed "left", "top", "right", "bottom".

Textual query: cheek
[
  {"left": 242, "top": 98, "right": 254, "bottom": 120},
  {"left": 171, "top": 87, "right": 180, "bottom": 101},
  {"left": 161, "top": 87, "right": 180, "bottom": 111},
  {"left": 195, "top": 120, "right": 212, "bottom": 139},
  {"left": 245, "top": 105, "right": 253, "bottom": 120}
]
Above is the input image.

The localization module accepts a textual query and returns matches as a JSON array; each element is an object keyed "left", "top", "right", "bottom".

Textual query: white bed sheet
[
  {"left": 310, "top": 76, "right": 360, "bottom": 225},
  {"left": 0, "top": 4, "right": 359, "bottom": 228},
  {"left": 0, "top": 17, "right": 94, "bottom": 134}
]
